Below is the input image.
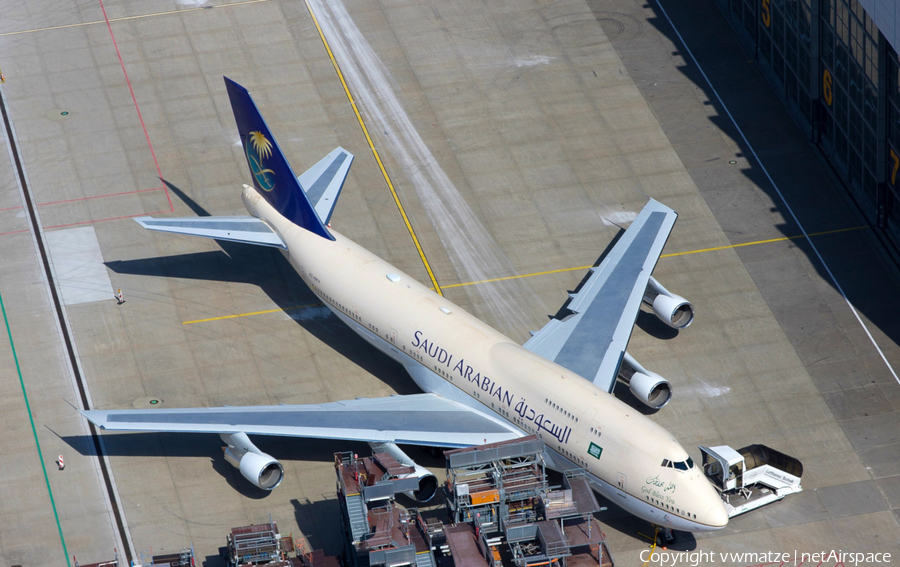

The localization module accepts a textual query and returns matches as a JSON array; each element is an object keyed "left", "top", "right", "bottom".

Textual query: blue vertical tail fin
[{"left": 224, "top": 77, "right": 334, "bottom": 241}]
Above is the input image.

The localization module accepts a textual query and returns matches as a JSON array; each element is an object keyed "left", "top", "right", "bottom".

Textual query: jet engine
[
  {"left": 617, "top": 352, "right": 672, "bottom": 409},
  {"left": 643, "top": 276, "right": 694, "bottom": 329},
  {"left": 221, "top": 432, "right": 284, "bottom": 490},
  {"left": 369, "top": 442, "right": 438, "bottom": 502}
]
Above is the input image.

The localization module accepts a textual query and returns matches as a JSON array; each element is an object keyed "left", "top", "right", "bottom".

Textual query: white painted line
[
  {"left": 654, "top": 0, "right": 900, "bottom": 385},
  {"left": 307, "top": 0, "right": 533, "bottom": 332}
]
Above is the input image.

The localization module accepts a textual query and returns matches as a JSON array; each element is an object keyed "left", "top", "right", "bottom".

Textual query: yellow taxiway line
[
  {"left": 441, "top": 225, "right": 869, "bottom": 290},
  {"left": 182, "top": 225, "right": 867, "bottom": 324},
  {"left": 0, "top": 0, "right": 272, "bottom": 37},
  {"left": 184, "top": 302, "right": 324, "bottom": 325}
]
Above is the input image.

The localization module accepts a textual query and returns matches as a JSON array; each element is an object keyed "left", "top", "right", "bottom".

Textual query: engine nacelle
[
  {"left": 643, "top": 276, "right": 694, "bottom": 329},
  {"left": 628, "top": 371, "right": 672, "bottom": 409},
  {"left": 370, "top": 442, "right": 438, "bottom": 503},
  {"left": 409, "top": 464, "right": 439, "bottom": 502},
  {"left": 221, "top": 432, "right": 284, "bottom": 490},
  {"left": 617, "top": 352, "right": 672, "bottom": 409}
]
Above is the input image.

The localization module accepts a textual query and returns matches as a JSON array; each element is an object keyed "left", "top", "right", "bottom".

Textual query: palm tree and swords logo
[{"left": 246, "top": 131, "right": 276, "bottom": 192}]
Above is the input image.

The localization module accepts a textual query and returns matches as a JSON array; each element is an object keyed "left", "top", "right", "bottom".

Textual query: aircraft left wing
[
  {"left": 135, "top": 216, "right": 286, "bottom": 249},
  {"left": 81, "top": 393, "right": 520, "bottom": 448},
  {"left": 523, "top": 199, "right": 677, "bottom": 393}
]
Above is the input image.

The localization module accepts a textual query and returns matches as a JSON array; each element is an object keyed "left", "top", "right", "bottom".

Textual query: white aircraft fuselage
[{"left": 242, "top": 185, "right": 728, "bottom": 531}]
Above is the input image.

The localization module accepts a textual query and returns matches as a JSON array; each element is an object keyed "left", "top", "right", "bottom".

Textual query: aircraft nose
[{"left": 703, "top": 499, "right": 729, "bottom": 528}]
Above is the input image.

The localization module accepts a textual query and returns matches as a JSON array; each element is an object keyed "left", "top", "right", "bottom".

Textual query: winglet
[{"left": 224, "top": 77, "right": 334, "bottom": 241}]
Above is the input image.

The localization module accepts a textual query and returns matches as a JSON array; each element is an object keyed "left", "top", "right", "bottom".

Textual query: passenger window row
[
  {"left": 644, "top": 494, "right": 697, "bottom": 519},
  {"left": 544, "top": 398, "right": 579, "bottom": 422}
]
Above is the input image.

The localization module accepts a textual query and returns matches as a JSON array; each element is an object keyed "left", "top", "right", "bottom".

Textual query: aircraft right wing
[
  {"left": 81, "top": 393, "right": 521, "bottom": 448},
  {"left": 523, "top": 199, "right": 678, "bottom": 393}
]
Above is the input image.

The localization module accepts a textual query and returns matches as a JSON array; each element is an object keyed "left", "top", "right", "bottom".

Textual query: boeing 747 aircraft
[{"left": 82, "top": 78, "right": 729, "bottom": 532}]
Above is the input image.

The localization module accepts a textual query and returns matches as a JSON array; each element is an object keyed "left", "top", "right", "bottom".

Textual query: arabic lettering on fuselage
[
  {"left": 514, "top": 399, "right": 572, "bottom": 444},
  {"left": 412, "top": 331, "right": 571, "bottom": 444},
  {"left": 412, "top": 331, "right": 513, "bottom": 405},
  {"left": 645, "top": 475, "right": 676, "bottom": 493}
]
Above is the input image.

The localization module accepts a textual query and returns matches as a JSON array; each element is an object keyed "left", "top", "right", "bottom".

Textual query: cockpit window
[{"left": 662, "top": 457, "right": 695, "bottom": 471}]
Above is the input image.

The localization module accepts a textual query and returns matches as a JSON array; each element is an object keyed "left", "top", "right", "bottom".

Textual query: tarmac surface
[{"left": 0, "top": 0, "right": 899, "bottom": 566}]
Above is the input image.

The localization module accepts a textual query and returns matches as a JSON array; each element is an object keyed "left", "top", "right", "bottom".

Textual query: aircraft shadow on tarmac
[
  {"left": 57, "top": 428, "right": 377, "bottom": 499},
  {"left": 289, "top": 498, "right": 344, "bottom": 556},
  {"left": 597, "top": 502, "right": 699, "bottom": 550},
  {"left": 104, "top": 180, "right": 417, "bottom": 398}
]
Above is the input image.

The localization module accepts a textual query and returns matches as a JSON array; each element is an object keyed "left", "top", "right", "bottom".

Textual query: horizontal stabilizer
[
  {"left": 298, "top": 147, "right": 353, "bottom": 225},
  {"left": 135, "top": 216, "right": 286, "bottom": 249}
]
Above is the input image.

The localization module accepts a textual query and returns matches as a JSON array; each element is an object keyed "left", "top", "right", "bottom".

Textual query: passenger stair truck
[{"left": 699, "top": 444, "right": 803, "bottom": 517}]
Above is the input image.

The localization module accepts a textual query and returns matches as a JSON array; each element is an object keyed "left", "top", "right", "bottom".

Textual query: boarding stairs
[
  {"left": 415, "top": 551, "right": 437, "bottom": 567},
  {"left": 346, "top": 493, "right": 369, "bottom": 544}
]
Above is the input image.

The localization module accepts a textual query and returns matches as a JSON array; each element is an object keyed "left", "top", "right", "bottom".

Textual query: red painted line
[
  {"left": 0, "top": 187, "right": 166, "bottom": 212},
  {"left": 97, "top": 0, "right": 173, "bottom": 213},
  {"left": 38, "top": 186, "right": 165, "bottom": 207},
  {"left": 44, "top": 209, "right": 171, "bottom": 230},
  {"left": 1, "top": 6, "right": 178, "bottom": 238},
  {"left": 0, "top": 209, "right": 171, "bottom": 237}
]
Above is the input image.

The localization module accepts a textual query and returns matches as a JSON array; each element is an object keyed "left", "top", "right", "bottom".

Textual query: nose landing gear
[
  {"left": 652, "top": 525, "right": 675, "bottom": 546},
  {"left": 637, "top": 524, "right": 676, "bottom": 551}
]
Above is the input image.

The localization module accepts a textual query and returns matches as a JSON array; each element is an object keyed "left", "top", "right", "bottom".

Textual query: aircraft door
[
  {"left": 617, "top": 472, "right": 627, "bottom": 491},
  {"left": 390, "top": 328, "right": 398, "bottom": 345}
]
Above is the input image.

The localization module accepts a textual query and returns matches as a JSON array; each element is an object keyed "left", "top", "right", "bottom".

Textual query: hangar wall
[{"left": 714, "top": 0, "right": 900, "bottom": 258}]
